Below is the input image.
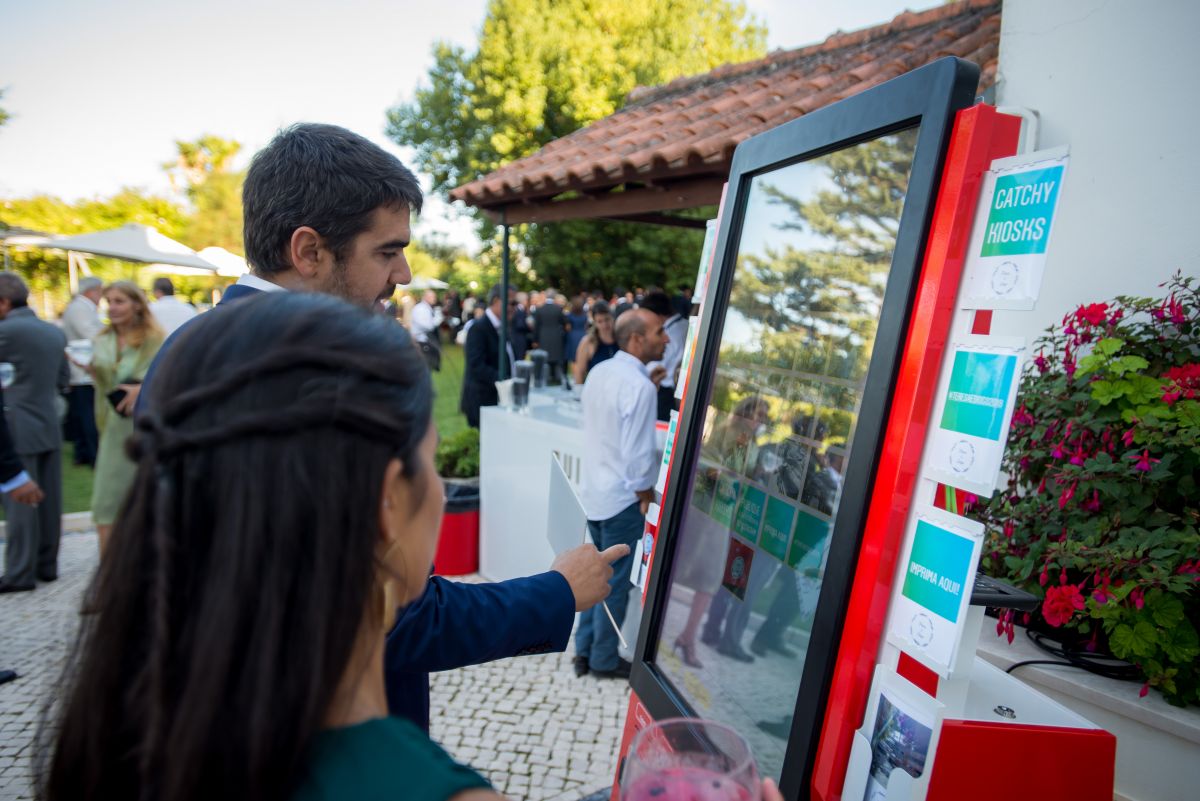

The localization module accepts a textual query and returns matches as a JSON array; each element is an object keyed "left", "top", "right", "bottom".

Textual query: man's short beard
[{"left": 325, "top": 257, "right": 352, "bottom": 303}]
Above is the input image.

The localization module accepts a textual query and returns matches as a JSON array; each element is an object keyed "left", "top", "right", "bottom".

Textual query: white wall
[{"left": 991, "top": 0, "right": 1200, "bottom": 342}]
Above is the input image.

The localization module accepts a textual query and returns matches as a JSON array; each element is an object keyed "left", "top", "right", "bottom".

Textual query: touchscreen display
[{"left": 653, "top": 127, "right": 921, "bottom": 779}]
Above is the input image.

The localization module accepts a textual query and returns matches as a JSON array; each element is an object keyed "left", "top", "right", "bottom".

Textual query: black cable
[
  {"left": 1005, "top": 659, "right": 1073, "bottom": 674},
  {"left": 1010, "top": 628, "right": 1142, "bottom": 682}
]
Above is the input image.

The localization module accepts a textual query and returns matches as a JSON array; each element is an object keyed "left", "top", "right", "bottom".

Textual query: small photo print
[
  {"left": 863, "top": 692, "right": 934, "bottom": 801},
  {"left": 720, "top": 537, "right": 756, "bottom": 600}
]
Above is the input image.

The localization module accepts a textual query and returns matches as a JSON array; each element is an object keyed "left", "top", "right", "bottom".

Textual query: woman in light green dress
[{"left": 86, "top": 281, "right": 163, "bottom": 554}]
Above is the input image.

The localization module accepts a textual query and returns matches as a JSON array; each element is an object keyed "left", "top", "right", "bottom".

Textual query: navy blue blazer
[{"left": 138, "top": 283, "right": 576, "bottom": 731}]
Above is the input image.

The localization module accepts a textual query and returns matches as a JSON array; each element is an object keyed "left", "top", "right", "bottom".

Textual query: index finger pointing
[{"left": 599, "top": 544, "right": 631, "bottom": 564}]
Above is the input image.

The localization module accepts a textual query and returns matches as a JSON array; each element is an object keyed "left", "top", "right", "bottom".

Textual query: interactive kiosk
[{"left": 616, "top": 58, "right": 1116, "bottom": 801}]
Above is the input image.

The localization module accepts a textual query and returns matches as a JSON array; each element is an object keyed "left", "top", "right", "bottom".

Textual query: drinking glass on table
[{"left": 621, "top": 718, "right": 761, "bottom": 801}]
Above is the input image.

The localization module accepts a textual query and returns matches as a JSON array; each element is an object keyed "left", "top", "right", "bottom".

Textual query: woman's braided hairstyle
[{"left": 39, "top": 291, "right": 433, "bottom": 801}]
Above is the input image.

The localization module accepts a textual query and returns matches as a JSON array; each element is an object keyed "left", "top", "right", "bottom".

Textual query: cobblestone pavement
[{"left": 0, "top": 532, "right": 629, "bottom": 801}]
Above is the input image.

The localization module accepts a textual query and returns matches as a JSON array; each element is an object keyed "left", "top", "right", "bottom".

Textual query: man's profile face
[
  {"left": 644, "top": 314, "right": 669, "bottom": 361},
  {"left": 327, "top": 204, "right": 412, "bottom": 311}
]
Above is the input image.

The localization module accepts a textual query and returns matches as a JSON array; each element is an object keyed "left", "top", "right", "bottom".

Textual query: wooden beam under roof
[{"left": 479, "top": 176, "right": 725, "bottom": 225}]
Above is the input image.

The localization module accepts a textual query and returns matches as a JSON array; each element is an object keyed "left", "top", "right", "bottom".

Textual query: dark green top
[{"left": 293, "top": 716, "right": 490, "bottom": 801}]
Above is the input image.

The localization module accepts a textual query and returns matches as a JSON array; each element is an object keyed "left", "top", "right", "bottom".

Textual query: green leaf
[
  {"left": 1150, "top": 593, "right": 1186, "bottom": 628},
  {"left": 1161, "top": 623, "right": 1200, "bottom": 664},
  {"left": 1091, "top": 380, "right": 1128, "bottom": 405},
  {"left": 1175, "top": 400, "right": 1200, "bottom": 430},
  {"left": 1094, "top": 337, "right": 1125, "bottom": 357},
  {"left": 1110, "top": 621, "right": 1158, "bottom": 660},
  {"left": 1109, "top": 355, "right": 1150, "bottom": 377}
]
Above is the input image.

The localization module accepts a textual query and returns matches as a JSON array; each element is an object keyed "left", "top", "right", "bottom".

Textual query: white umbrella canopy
[
  {"left": 408, "top": 275, "right": 450, "bottom": 290},
  {"left": 44, "top": 223, "right": 219, "bottom": 270},
  {"left": 197, "top": 246, "right": 249, "bottom": 277}
]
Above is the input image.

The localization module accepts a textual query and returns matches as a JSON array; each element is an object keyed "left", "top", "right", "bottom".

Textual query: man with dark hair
[
  {"left": 0, "top": 273, "right": 68, "bottom": 592},
  {"left": 138, "top": 123, "right": 624, "bottom": 732},
  {"left": 574, "top": 308, "right": 668, "bottom": 678},
  {"left": 461, "top": 283, "right": 515, "bottom": 428},
  {"left": 639, "top": 290, "right": 688, "bottom": 421},
  {"left": 149, "top": 276, "right": 197, "bottom": 335},
  {"left": 60, "top": 276, "right": 103, "bottom": 466}
]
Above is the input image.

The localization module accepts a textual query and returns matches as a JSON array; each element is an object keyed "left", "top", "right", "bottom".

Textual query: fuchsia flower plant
[{"left": 980, "top": 272, "right": 1200, "bottom": 706}]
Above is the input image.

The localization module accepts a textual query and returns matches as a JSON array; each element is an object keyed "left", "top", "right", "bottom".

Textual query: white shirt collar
[
  {"left": 485, "top": 307, "right": 502, "bottom": 328},
  {"left": 235, "top": 273, "right": 287, "bottom": 293},
  {"left": 612, "top": 348, "right": 649, "bottom": 375}
]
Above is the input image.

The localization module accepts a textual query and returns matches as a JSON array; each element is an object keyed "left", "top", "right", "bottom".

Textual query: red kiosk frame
[{"left": 615, "top": 58, "right": 1115, "bottom": 801}]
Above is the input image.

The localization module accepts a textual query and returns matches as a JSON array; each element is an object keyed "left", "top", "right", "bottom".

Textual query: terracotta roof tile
[{"left": 453, "top": 0, "right": 1001, "bottom": 208}]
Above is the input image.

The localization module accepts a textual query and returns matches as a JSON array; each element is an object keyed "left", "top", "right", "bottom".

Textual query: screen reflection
[{"left": 653, "top": 128, "right": 920, "bottom": 779}]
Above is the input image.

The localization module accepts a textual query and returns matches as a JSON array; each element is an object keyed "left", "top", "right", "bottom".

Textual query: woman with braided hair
[{"left": 38, "top": 292, "right": 500, "bottom": 801}]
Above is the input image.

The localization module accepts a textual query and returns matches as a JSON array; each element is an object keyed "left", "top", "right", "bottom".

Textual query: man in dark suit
[
  {"left": 0, "top": 273, "right": 68, "bottom": 592},
  {"left": 137, "top": 124, "right": 627, "bottom": 732},
  {"left": 1, "top": 382, "right": 42, "bottom": 682},
  {"left": 460, "top": 284, "right": 512, "bottom": 428},
  {"left": 509, "top": 291, "right": 531, "bottom": 359},
  {"left": 532, "top": 289, "right": 567, "bottom": 381}
]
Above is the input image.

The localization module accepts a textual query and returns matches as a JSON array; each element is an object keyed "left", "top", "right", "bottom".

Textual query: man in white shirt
[
  {"left": 59, "top": 276, "right": 104, "bottom": 466},
  {"left": 149, "top": 277, "right": 197, "bottom": 336},
  {"left": 574, "top": 308, "right": 668, "bottom": 679},
  {"left": 410, "top": 289, "right": 443, "bottom": 371}
]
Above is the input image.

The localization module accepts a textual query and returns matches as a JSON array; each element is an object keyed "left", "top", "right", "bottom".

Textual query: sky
[{"left": 0, "top": 0, "right": 923, "bottom": 247}]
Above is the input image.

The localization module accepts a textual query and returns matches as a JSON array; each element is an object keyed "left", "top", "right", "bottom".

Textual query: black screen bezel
[{"left": 628, "top": 57, "right": 980, "bottom": 799}]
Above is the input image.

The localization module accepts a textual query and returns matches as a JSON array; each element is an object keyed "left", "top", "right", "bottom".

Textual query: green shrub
[{"left": 436, "top": 427, "right": 480, "bottom": 479}]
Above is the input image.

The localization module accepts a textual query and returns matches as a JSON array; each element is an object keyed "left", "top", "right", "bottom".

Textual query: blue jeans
[{"left": 574, "top": 501, "right": 642, "bottom": 671}]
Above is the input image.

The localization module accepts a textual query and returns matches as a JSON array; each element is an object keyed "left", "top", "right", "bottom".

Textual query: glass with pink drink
[{"left": 621, "top": 719, "right": 761, "bottom": 801}]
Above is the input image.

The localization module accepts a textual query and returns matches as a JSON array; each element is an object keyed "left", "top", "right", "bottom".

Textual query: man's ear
[{"left": 288, "top": 226, "right": 325, "bottom": 280}]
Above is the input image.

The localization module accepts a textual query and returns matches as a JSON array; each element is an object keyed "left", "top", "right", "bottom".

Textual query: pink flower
[
  {"left": 1043, "top": 584, "right": 1086, "bottom": 627},
  {"left": 1139, "top": 683, "right": 1150, "bottom": 698},
  {"left": 1129, "top": 449, "right": 1160, "bottom": 472},
  {"left": 1069, "top": 443, "right": 1090, "bottom": 466},
  {"left": 1051, "top": 440, "right": 1068, "bottom": 460},
  {"left": 1082, "top": 490, "right": 1102, "bottom": 513},
  {"left": 1012, "top": 405, "right": 1035, "bottom": 427},
  {"left": 1130, "top": 588, "right": 1145, "bottom": 610},
  {"left": 1092, "top": 586, "right": 1114, "bottom": 605},
  {"left": 1163, "top": 389, "right": 1182, "bottom": 405},
  {"left": 1121, "top": 428, "right": 1137, "bottom": 448},
  {"left": 1076, "top": 303, "right": 1109, "bottom": 327},
  {"left": 1039, "top": 564, "right": 1049, "bottom": 586},
  {"left": 1058, "top": 481, "right": 1077, "bottom": 509},
  {"left": 1004, "top": 520, "right": 1016, "bottom": 539},
  {"left": 1034, "top": 352, "right": 1049, "bottom": 374}
]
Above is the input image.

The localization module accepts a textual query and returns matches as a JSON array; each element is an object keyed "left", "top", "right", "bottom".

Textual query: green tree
[
  {"left": 1, "top": 190, "right": 190, "bottom": 314},
  {"left": 0, "top": 88, "right": 9, "bottom": 129},
  {"left": 163, "top": 135, "right": 245, "bottom": 254},
  {"left": 388, "top": 0, "right": 765, "bottom": 290}
]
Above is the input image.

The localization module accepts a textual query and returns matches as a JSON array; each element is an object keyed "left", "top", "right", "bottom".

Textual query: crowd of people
[
  {"left": 0, "top": 272, "right": 202, "bottom": 590},
  {"left": 0, "top": 123, "right": 791, "bottom": 801},
  {"left": 436, "top": 283, "right": 692, "bottom": 428}
]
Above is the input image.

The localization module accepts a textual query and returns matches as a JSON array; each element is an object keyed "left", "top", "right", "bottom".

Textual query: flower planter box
[{"left": 976, "top": 620, "right": 1200, "bottom": 801}]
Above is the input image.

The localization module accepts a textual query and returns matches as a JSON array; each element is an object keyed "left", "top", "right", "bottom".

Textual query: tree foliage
[
  {"left": 1, "top": 190, "right": 191, "bottom": 313},
  {"left": 0, "top": 88, "right": 9, "bottom": 129},
  {"left": 387, "top": 0, "right": 765, "bottom": 291},
  {"left": 1, "top": 135, "right": 246, "bottom": 314},
  {"left": 164, "top": 135, "right": 245, "bottom": 254}
]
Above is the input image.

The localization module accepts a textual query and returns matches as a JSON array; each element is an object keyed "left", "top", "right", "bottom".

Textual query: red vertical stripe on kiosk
[
  {"left": 613, "top": 57, "right": 1115, "bottom": 801},
  {"left": 810, "top": 102, "right": 1021, "bottom": 801}
]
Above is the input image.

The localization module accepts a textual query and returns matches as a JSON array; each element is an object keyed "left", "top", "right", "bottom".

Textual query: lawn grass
[
  {"left": 432, "top": 341, "right": 469, "bottom": 441},
  {"left": 3, "top": 343, "right": 471, "bottom": 521}
]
